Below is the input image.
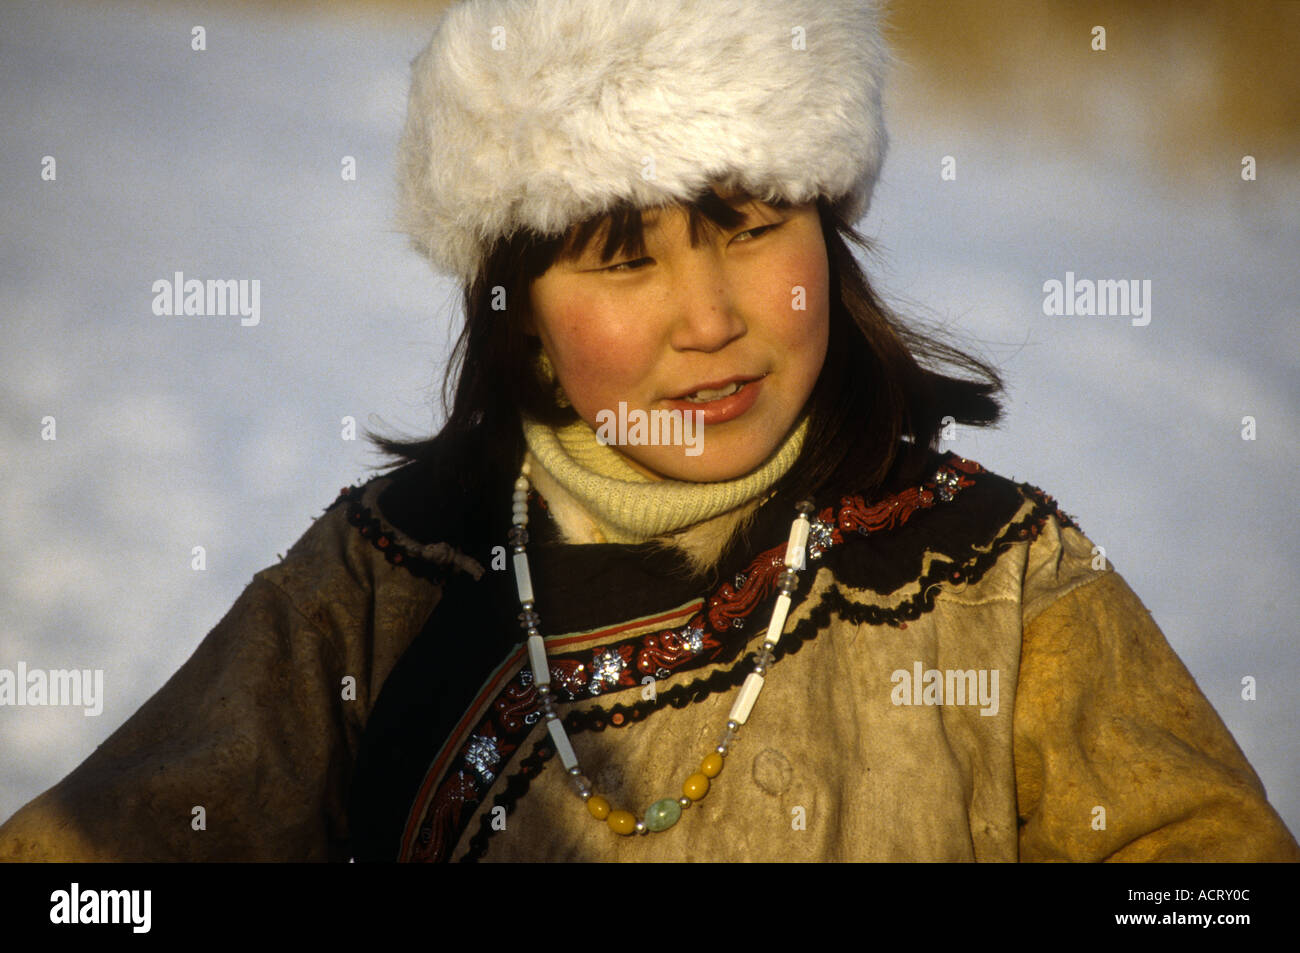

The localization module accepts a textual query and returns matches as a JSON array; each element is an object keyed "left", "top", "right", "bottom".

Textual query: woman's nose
[{"left": 667, "top": 255, "right": 747, "bottom": 353}]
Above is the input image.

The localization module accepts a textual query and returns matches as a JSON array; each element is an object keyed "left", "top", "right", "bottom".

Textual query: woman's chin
[{"left": 614, "top": 444, "right": 774, "bottom": 484}]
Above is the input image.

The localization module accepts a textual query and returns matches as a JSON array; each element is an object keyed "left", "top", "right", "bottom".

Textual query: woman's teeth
[{"left": 683, "top": 381, "right": 743, "bottom": 403}]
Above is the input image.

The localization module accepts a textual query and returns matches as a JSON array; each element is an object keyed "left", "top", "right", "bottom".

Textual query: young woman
[{"left": 2, "top": 0, "right": 1295, "bottom": 862}]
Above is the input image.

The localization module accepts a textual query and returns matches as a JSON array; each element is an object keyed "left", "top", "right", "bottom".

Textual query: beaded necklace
[{"left": 509, "top": 459, "right": 815, "bottom": 836}]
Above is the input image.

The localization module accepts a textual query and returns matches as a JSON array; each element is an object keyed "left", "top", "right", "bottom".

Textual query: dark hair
[{"left": 367, "top": 187, "right": 1003, "bottom": 502}]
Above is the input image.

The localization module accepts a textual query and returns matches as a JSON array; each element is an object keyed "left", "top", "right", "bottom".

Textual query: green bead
[{"left": 644, "top": 797, "right": 683, "bottom": 832}]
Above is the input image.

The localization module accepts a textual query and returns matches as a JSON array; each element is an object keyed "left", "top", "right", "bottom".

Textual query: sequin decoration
[
  {"left": 934, "top": 468, "right": 959, "bottom": 502},
  {"left": 807, "top": 518, "right": 834, "bottom": 560},
  {"left": 588, "top": 648, "right": 627, "bottom": 695},
  {"left": 552, "top": 662, "right": 588, "bottom": 699},
  {"left": 464, "top": 734, "right": 500, "bottom": 784},
  {"left": 680, "top": 624, "right": 705, "bottom": 655}
]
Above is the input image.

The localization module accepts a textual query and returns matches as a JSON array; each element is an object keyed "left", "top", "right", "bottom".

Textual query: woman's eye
[
  {"left": 600, "top": 224, "right": 780, "bottom": 271},
  {"left": 734, "top": 223, "right": 779, "bottom": 242},
  {"left": 604, "top": 257, "right": 651, "bottom": 272}
]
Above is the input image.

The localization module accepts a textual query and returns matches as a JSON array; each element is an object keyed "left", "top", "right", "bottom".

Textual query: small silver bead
[
  {"left": 536, "top": 683, "right": 550, "bottom": 695},
  {"left": 521, "top": 600, "right": 534, "bottom": 611},
  {"left": 634, "top": 821, "right": 647, "bottom": 834},
  {"left": 716, "top": 744, "right": 728, "bottom": 755},
  {"left": 580, "top": 790, "right": 592, "bottom": 801},
  {"left": 678, "top": 797, "right": 691, "bottom": 808},
  {"left": 512, "top": 545, "right": 526, "bottom": 554},
  {"left": 545, "top": 711, "right": 558, "bottom": 722},
  {"left": 568, "top": 766, "right": 581, "bottom": 776},
  {"left": 753, "top": 664, "right": 766, "bottom": 676},
  {"left": 727, "top": 719, "right": 739, "bottom": 731}
]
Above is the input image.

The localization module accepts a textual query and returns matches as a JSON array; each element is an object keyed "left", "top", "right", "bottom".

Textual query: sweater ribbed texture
[{"left": 520, "top": 414, "right": 808, "bottom": 543}]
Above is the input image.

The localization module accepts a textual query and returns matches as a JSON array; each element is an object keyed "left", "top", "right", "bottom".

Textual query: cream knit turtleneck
[{"left": 521, "top": 414, "right": 808, "bottom": 572}]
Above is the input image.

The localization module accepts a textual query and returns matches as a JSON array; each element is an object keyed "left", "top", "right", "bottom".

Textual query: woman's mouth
[
  {"left": 681, "top": 381, "right": 745, "bottom": 403},
  {"left": 662, "top": 376, "right": 764, "bottom": 425}
]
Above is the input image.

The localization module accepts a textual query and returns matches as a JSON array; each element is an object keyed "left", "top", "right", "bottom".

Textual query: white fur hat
[{"left": 397, "top": 0, "right": 891, "bottom": 286}]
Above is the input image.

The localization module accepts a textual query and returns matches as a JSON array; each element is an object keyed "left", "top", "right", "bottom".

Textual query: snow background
[{"left": 1, "top": 0, "right": 1296, "bottom": 843}]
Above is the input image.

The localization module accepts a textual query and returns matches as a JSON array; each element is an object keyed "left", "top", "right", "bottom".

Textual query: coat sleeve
[
  {"left": 1012, "top": 520, "right": 1300, "bottom": 862},
  {"left": 0, "top": 497, "right": 442, "bottom": 862},
  {"left": 0, "top": 572, "right": 356, "bottom": 861}
]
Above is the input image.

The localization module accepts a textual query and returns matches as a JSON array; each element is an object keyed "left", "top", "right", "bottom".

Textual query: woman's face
[{"left": 528, "top": 198, "right": 830, "bottom": 482}]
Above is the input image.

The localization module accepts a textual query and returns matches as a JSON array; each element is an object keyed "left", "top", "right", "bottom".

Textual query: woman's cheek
[
  {"left": 547, "top": 309, "right": 650, "bottom": 409},
  {"left": 768, "top": 259, "right": 829, "bottom": 353}
]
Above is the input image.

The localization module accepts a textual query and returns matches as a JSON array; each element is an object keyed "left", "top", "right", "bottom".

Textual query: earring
[{"left": 535, "top": 349, "right": 571, "bottom": 408}]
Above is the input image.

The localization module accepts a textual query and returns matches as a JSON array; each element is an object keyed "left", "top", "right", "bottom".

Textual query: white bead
[
  {"left": 547, "top": 718, "right": 578, "bottom": 770},
  {"left": 513, "top": 552, "right": 534, "bottom": 604},
  {"left": 728, "top": 672, "right": 765, "bottom": 725},
  {"left": 784, "top": 517, "right": 809, "bottom": 569},
  {"left": 513, "top": 490, "right": 528, "bottom": 504},
  {"left": 514, "top": 476, "right": 529, "bottom": 492},
  {"left": 765, "top": 593, "right": 791, "bottom": 645},
  {"left": 527, "top": 635, "right": 550, "bottom": 686}
]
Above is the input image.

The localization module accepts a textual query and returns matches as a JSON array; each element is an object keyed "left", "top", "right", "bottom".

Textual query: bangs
[{"left": 551, "top": 187, "right": 794, "bottom": 269}]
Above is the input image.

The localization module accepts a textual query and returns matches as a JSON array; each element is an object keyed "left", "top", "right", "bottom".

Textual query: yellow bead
[
  {"left": 700, "top": 753, "right": 724, "bottom": 778},
  {"left": 587, "top": 795, "right": 611, "bottom": 821},
  {"left": 607, "top": 809, "right": 637, "bottom": 835},
  {"left": 683, "top": 772, "right": 710, "bottom": 801}
]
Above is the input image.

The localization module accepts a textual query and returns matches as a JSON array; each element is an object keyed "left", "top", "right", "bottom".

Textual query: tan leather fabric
[
  {"left": 1014, "top": 570, "right": 1299, "bottom": 862},
  {"left": 1, "top": 486, "right": 1294, "bottom": 862},
  {"left": 451, "top": 511, "right": 1299, "bottom": 861},
  {"left": 0, "top": 491, "right": 440, "bottom": 861}
]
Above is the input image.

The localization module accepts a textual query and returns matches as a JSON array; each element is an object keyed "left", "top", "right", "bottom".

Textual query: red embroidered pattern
[
  {"left": 706, "top": 457, "right": 980, "bottom": 631},
  {"left": 400, "top": 454, "right": 985, "bottom": 861}
]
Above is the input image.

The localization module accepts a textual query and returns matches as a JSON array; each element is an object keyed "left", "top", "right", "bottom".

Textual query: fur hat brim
[{"left": 397, "top": 0, "right": 891, "bottom": 285}]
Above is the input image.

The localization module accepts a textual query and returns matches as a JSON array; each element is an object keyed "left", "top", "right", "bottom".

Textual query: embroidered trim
[
  {"left": 541, "top": 456, "right": 982, "bottom": 699},
  {"left": 459, "top": 740, "right": 554, "bottom": 863},
  {"left": 1017, "top": 482, "right": 1079, "bottom": 532},
  {"left": 451, "top": 481, "right": 1079, "bottom": 861},
  {"left": 402, "top": 453, "right": 1019, "bottom": 861},
  {"left": 330, "top": 482, "right": 486, "bottom": 582},
  {"left": 556, "top": 479, "right": 1073, "bottom": 734}
]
